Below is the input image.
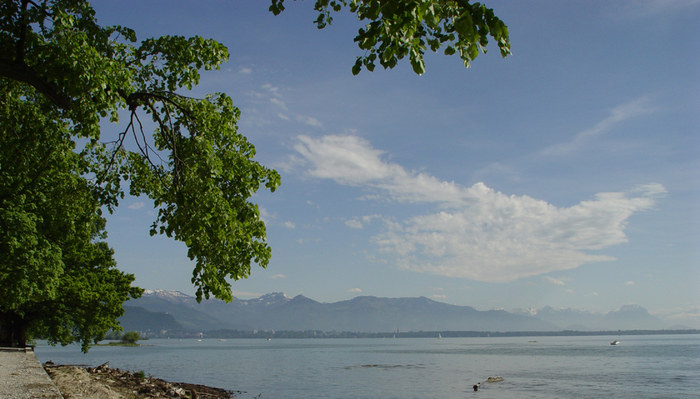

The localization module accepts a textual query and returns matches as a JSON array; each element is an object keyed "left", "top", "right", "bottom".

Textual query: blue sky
[{"left": 93, "top": 1, "right": 699, "bottom": 326}]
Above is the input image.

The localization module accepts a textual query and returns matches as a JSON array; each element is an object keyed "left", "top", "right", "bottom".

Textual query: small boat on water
[{"left": 610, "top": 340, "right": 621, "bottom": 345}]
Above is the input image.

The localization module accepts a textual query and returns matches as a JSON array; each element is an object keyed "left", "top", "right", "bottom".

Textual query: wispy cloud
[
  {"left": 261, "top": 83, "right": 280, "bottom": 96},
  {"left": 544, "top": 276, "right": 566, "bottom": 286},
  {"left": 270, "top": 97, "right": 288, "bottom": 110},
  {"left": 269, "top": 274, "right": 286, "bottom": 280},
  {"left": 239, "top": 67, "right": 252, "bottom": 75},
  {"left": 128, "top": 201, "right": 145, "bottom": 210},
  {"left": 259, "top": 207, "right": 273, "bottom": 223},
  {"left": 541, "top": 97, "right": 657, "bottom": 156},
  {"left": 296, "top": 115, "right": 323, "bottom": 127},
  {"left": 246, "top": 84, "right": 323, "bottom": 129},
  {"left": 284, "top": 221, "right": 296, "bottom": 229},
  {"left": 345, "top": 219, "right": 364, "bottom": 229},
  {"left": 293, "top": 134, "right": 666, "bottom": 283},
  {"left": 346, "top": 287, "right": 363, "bottom": 293},
  {"left": 344, "top": 214, "right": 382, "bottom": 229}
]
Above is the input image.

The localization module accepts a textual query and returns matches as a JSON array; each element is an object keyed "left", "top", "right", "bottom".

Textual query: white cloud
[
  {"left": 128, "top": 201, "right": 145, "bottom": 210},
  {"left": 541, "top": 97, "right": 657, "bottom": 156},
  {"left": 239, "top": 67, "right": 252, "bottom": 75},
  {"left": 270, "top": 97, "right": 287, "bottom": 110},
  {"left": 345, "top": 215, "right": 382, "bottom": 229},
  {"left": 269, "top": 274, "right": 286, "bottom": 279},
  {"left": 346, "top": 287, "right": 363, "bottom": 293},
  {"left": 261, "top": 83, "right": 280, "bottom": 96},
  {"left": 362, "top": 215, "right": 378, "bottom": 223},
  {"left": 345, "top": 219, "right": 364, "bottom": 229},
  {"left": 625, "top": 281, "right": 636, "bottom": 286},
  {"left": 430, "top": 294, "right": 447, "bottom": 300},
  {"left": 296, "top": 115, "right": 323, "bottom": 127},
  {"left": 284, "top": 221, "right": 296, "bottom": 229},
  {"left": 259, "top": 207, "right": 273, "bottom": 223},
  {"left": 544, "top": 276, "right": 566, "bottom": 286},
  {"left": 246, "top": 84, "right": 325, "bottom": 129},
  {"left": 293, "top": 134, "right": 666, "bottom": 283}
]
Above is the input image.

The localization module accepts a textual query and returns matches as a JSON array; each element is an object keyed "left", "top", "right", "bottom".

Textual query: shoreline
[
  {"left": 143, "top": 328, "right": 700, "bottom": 339},
  {"left": 44, "top": 361, "right": 239, "bottom": 399}
]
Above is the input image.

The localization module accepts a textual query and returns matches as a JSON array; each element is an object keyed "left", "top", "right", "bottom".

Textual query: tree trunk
[{"left": 0, "top": 312, "right": 28, "bottom": 348}]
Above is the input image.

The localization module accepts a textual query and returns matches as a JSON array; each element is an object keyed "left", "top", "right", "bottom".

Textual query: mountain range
[{"left": 118, "top": 290, "right": 669, "bottom": 335}]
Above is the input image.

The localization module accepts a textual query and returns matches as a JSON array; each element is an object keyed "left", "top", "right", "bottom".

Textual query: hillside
[{"left": 119, "top": 290, "right": 668, "bottom": 335}]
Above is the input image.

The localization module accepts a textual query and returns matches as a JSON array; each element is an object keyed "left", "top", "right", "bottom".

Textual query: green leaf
[{"left": 352, "top": 57, "right": 362, "bottom": 75}]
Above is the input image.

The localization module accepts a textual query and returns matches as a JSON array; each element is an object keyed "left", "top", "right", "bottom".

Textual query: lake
[{"left": 35, "top": 334, "right": 700, "bottom": 398}]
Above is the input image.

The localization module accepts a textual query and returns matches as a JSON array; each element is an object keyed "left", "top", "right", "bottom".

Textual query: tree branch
[
  {"left": 16, "top": 0, "right": 30, "bottom": 63},
  {"left": 0, "top": 58, "right": 72, "bottom": 110}
]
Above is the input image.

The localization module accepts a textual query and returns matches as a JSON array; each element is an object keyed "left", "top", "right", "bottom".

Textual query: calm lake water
[{"left": 35, "top": 334, "right": 699, "bottom": 399}]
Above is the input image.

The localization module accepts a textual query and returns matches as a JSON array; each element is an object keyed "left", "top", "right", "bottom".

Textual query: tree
[
  {"left": 0, "top": 78, "right": 141, "bottom": 351},
  {"left": 121, "top": 331, "right": 140, "bottom": 344},
  {"left": 0, "top": 0, "right": 509, "bottom": 350},
  {"left": 270, "top": 0, "right": 511, "bottom": 75}
]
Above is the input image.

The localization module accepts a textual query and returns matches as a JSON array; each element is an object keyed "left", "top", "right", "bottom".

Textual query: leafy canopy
[
  {"left": 270, "top": 0, "right": 511, "bottom": 75},
  {"left": 0, "top": 78, "right": 140, "bottom": 351},
  {"left": 0, "top": 0, "right": 508, "bottom": 349},
  {"left": 1, "top": 0, "right": 281, "bottom": 304}
]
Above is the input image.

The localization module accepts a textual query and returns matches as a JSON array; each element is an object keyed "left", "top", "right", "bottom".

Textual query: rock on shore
[{"left": 44, "top": 362, "right": 237, "bottom": 398}]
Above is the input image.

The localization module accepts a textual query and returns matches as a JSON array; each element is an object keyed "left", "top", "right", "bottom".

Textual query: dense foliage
[
  {"left": 0, "top": 0, "right": 508, "bottom": 350},
  {"left": 0, "top": 0, "right": 279, "bottom": 350},
  {"left": 0, "top": 78, "right": 140, "bottom": 351},
  {"left": 120, "top": 331, "right": 140, "bottom": 344},
  {"left": 270, "top": 0, "right": 511, "bottom": 74}
]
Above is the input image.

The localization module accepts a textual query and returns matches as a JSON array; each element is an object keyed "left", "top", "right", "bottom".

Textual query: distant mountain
[
  {"left": 122, "top": 290, "right": 668, "bottom": 335},
  {"left": 319, "top": 296, "right": 553, "bottom": 332},
  {"left": 124, "top": 290, "right": 557, "bottom": 334},
  {"left": 119, "top": 306, "right": 183, "bottom": 333},
  {"left": 522, "top": 304, "right": 666, "bottom": 330},
  {"left": 127, "top": 290, "right": 227, "bottom": 331},
  {"left": 603, "top": 305, "right": 665, "bottom": 330}
]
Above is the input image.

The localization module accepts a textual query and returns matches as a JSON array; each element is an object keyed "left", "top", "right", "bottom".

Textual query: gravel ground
[
  {"left": 0, "top": 348, "right": 63, "bottom": 399},
  {"left": 1, "top": 347, "right": 235, "bottom": 398},
  {"left": 44, "top": 363, "right": 236, "bottom": 398}
]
